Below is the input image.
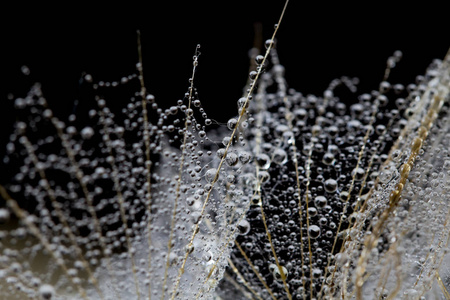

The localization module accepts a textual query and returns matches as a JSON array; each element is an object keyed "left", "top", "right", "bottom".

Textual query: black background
[{"left": 1, "top": 1, "right": 449, "bottom": 162}]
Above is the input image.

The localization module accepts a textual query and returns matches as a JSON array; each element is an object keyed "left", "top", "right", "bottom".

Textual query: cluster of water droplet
[
  {"left": 1, "top": 35, "right": 450, "bottom": 300},
  {"left": 0, "top": 44, "right": 262, "bottom": 300},
  {"left": 216, "top": 46, "right": 450, "bottom": 300},
  {"left": 348, "top": 58, "right": 450, "bottom": 300}
]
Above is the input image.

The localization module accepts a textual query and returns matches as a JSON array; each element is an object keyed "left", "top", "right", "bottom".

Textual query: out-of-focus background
[{"left": 2, "top": 2, "right": 449, "bottom": 125}]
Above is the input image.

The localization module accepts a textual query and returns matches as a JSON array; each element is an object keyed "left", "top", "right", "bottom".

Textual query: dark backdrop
[{"left": 1, "top": 1, "right": 449, "bottom": 165}]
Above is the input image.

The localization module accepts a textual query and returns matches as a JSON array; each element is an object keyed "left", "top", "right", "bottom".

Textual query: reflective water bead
[
  {"left": 258, "top": 171, "right": 271, "bottom": 183},
  {"left": 222, "top": 136, "right": 231, "bottom": 146},
  {"left": 327, "top": 125, "right": 339, "bottom": 137},
  {"left": 264, "top": 39, "right": 275, "bottom": 49},
  {"left": 443, "top": 160, "right": 450, "bottom": 170},
  {"left": 238, "top": 151, "right": 252, "bottom": 164},
  {"left": 251, "top": 194, "right": 261, "bottom": 206},
  {"left": 324, "top": 178, "right": 338, "bottom": 193},
  {"left": 351, "top": 167, "right": 365, "bottom": 181},
  {"left": 314, "top": 196, "right": 327, "bottom": 208},
  {"left": 191, "top": 211, "right": 202, "bottom": 224},
  {"left": 227, "top": 118, "right": 238, "bottom": 130},
  {"left": 198, "top": 130, "right": 206, "bottom": 138},
  {"left": 205, "top": 168, "right": 218, "bottom": 183},
  {"left": 255, "top": 55, "right": 264, "bottom": 65},
  {"left": 237, "top": 219, "right": 251, "bottom": 235},
  {"left": 272, "top": 148, "right": 288, "bottom": 165},
  {"left": 322, "top": 153, "right": 335, "bottom": 165},
  {"left": 225, "top": 152, "right": 239, "bottom": 166},
  {"left": 255, "top": 153, "right": 271, "bottom": 169},
  {"left": 80, "top": 126, "right": 94, "bottom": 139},
  {"left": 0, "top": 208, "right": 10, "bottom": 224},
  {"left": 269, "top": 264, "right": 288, "bottom": 281},
  {"left": 216, "top": 148, "right": 226, "bottom": 159},
  {"left": 309, "top": 225, "right": 321, "bottom": 239},
  {"left": 237, "top": 97, "right": 249, "bottom": 109},
  {"left": 39, "top": 284, "right": 55, "bottom": 300},
  {"left": 339, "top": 191, "right": 350, "bottom": 202},
  {"left": 308, "top": 207, "right": 318, "bottom": 217}
]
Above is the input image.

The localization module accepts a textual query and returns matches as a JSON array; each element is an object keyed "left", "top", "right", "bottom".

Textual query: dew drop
[
  {"left": 255, "top": 55, "right": 264, "bottom": 65},
  {"left": 21, "top": 65, "right": 31, "bottom": 75},
  {"left": 308, "top": 207, "right": 318, "bottom": 217},
  {"left": 39, "top": 284, "right": 55, "bottom": 300},
  {"left": 309, "top": 225, "right": 321, "bottom": 239},
  {"left": 444, "top": 160, "right": 450, "bottom": 170},
  {"left": 227, "top": 118, "right": 238, "bottom": 130},
  {"left": 322, "top": 153, "right": 335, "bottom": 165},
  {"left": 216, "top": 148, "right": 226, "bottom": 159},
  {"left": 80, "top": 127, "right": 94, "bottom": 140},
  {"left": 314, "top": 196, "right": 327, "bottom": 208},
  {"left": 269, "top": 264, "right": 288, "bottom": 281},
  {"left": 237, "top": 97, "right": 249, "bottom": 109},
  {"left": 272, "top": 148, "right": 288, "bottom": 165},
  {"left": 0, "top": 208, "right": 10, "bottom": 224},
  {"left": 249, "top": 71, "right": 258, "bottom": 80},
  {"left": 222, "top": 136, "right": 231, "bottom": 146},
  {"left": 324, "top": 178, "right": 338, "bottom": 193},
  {"left": 193, "top": 99, "right": 201, "bottom": 107},
  {"left": 238, "top": 151, "right": 252, "bottom": 164},
  {"left": 237, "top": 219, "right": 251, "bottom": 235},
  {"left": 265, "top": 39, "right": 275, "bottom": 49},
  {"left": 258, "top": 171, "right": 271, "bottom": 183},
  {"left": 225, "top": 152, "right": 239, "bottom": 166},
  {"left": 351, "top": 167, "right": 365, "bottom": 181},
  {"left": 191, "top": 211, "right": 202, "bottom": 224},
  {"left": 205, "top": 168, "right": 218, "bottom": 183},
  {"left": 255, "top": 153, "right": 271, "bottom": 169}
]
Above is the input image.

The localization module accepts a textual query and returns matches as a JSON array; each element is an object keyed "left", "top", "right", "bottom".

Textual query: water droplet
[
  {"left": 216, "top": 148, "right": 226, "bottom": 159},
  {"left": 198, "top": 130, "right": 206, "bottom": 138},
  {"left": 265, "top": 39, "right": 275, "bottom": 49},
  {"left": 309, "top": 225, "right": 321, "bottom": 239},
  {"left": 225, "top": 152, "right": 239, "bottom": 166},
  {"left": 251, "top": 194, "right": 261, "bottom": 206},
  {"left": 205, "top": 168, "right": 218, "bottom": 183},
  {"left": 237, "top": 97, "right": 249, "bottom": 109},
  {"left": 39, "top": 284, "right": 55, "bottom": 300},
  {"left": 258, "top": 171, "right": 271, "bottom": 183},
  {"left": 185, "top": 244, "right": 195, "bottom": 254},
  {"left": 308, "top": 207, "right": 318, "bottom": 217},
  {"left": 191, "top": 211, "right": 202, "bottom": 224},
  {"left": 444, "top": 160, "right": 450, "bottom": 170},
  {"left": 222, "top": 136, "right": 231, "bottom": 146},
  {"left": 255, "top": 153, "right": 271, "bottom": 169},
  {"left": 227, "top": 118, "right": 238, "bottom": 130},
  {"left": 255, "top": 55, "right": 264, "bottom": 65},
  {"left": 269, "top": 264, "right": 288, "bottom": 281},
  {"left": 272, "top": 148, "right": 288, "bottom": 165},
  {"left": 237, "top": 219, "right": 251, "bottom": 235},
  {"left": 351, "top": 167, "right": 365, "bottom": 181},
  {"left": 322, "top": 153, "right": 335, "bottom": 165},
  {"left": 21, "top": 65, "right": 31, "bottom": 75},
  {"left": 238, "top": 151, "right": 252, "bottom": 164},
  {"left": 324, "top": 179, "right": 338, "bottom": 193},
  {"left": 80, "top": 127, "right": 94, "bottom": 140},
  {"left": 0, "top": 208, "right": 10, "bottom": 224},
  {"left": 314, "top": 196, "right": 327, "bottom": 208}
]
